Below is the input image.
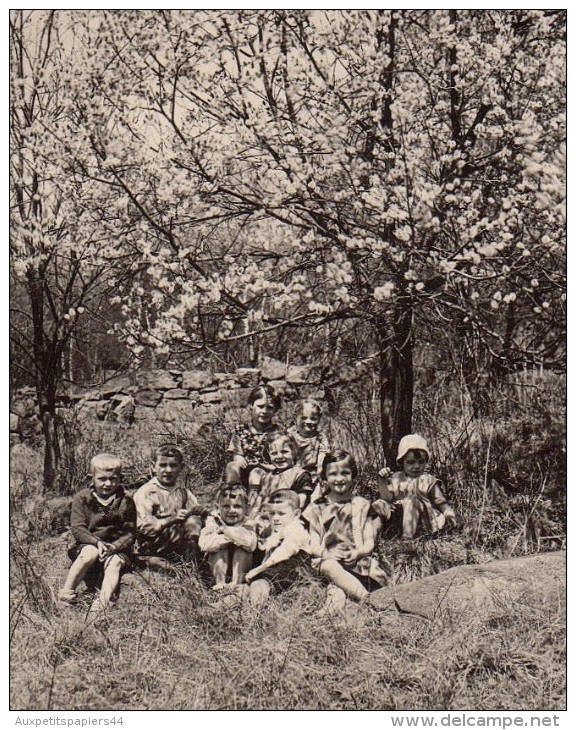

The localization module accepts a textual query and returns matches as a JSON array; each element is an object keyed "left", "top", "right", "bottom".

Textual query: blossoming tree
[{"left": 14, "top": 9, "right": 565, "bottom": 464}]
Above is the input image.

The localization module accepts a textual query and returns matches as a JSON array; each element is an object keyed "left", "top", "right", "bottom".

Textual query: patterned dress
[
  {"left": 380, "top": 471, "right": 455, "bottom": 538},
  {"left": 303, "top": 495, "right": 388, "bottom": 587}
]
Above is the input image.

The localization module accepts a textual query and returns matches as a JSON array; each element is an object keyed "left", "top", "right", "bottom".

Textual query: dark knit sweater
[{"left": 69, "top": 487, "right": 136, "bottom": 554}]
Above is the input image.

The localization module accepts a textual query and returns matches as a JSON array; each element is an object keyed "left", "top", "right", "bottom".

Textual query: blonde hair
[
  {"left": 296, "top": 398, "right": 323, "bottom": 419},
  {"left": 90, "top": 453, "right": 122, "bottom": 473}
]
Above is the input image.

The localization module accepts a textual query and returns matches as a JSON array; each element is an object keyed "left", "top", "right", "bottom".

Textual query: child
[
  {"left": 58, "top": 453, "right": 136, "bottom": 614},
  {"left": 225, "top": 384, "right": 282, "bottom": 488},
  {"left": 249, "top": 431, "right": 313, "bottom": 513},
  {"left": 303, "top": 450, "right": 388, "bottom": 614},
  {"left": 199, "top": 485, "right": 257, "bottom": 589},
  {"left": 243, "top": 490, "right": 312, "bottom": 607},
  {"left": 133, "top": 444, "right": 208, "bottom": 563},
  {"left": 372, "top": 434, "right": 459, "bottom": 539},
  {"left": 287, "top": 398, "right": 330, "bottom": 488}
]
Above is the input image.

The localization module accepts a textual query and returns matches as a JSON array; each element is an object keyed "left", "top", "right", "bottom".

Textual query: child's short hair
[
  {"left": 263, "top": 430, "right": 300, "bottom": 462},
  {"left": 90, "top": 453, "right": 122, "bottom": 473},
  {"left": 296, "top": 398, "right": 323, "bottom": 419},
  {"left": 248, "top": 384, "right": 281, "bottom": 412},
  {"left": 218, "top": 484, "right": 248, "bottom": 505},
  {"left": 321, "top": 449, "right": 358, "bottom": 480},
  {"left": 154, "top": 443, "right": 184, "bottom": 464},
  {"left": 266, "top": 489, "right": 300, "bottom": 511}
]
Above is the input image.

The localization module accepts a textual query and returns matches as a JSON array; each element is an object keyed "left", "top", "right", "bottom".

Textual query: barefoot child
[
  {"left": 59, "top": 453, "right": 136, "bottom": 614},
  {"left": 372, "top": 434, "right": 459, "bottom": 539},
  {"left": 249, "top": 431, "right": 313, "bottom": 513},
  {"left": 133, "top": 444, "right": 208, "bottom": 564},
  {"left": 303, "top": 450, "right": 387, "bottom": 614},
  {"left": 243, "top": 490, "right": 312, "bottom": 607},
  {"left": 199, "top": 485, "right": 257, "bottom": 589},
  {"left": 224, "top": 384, "right": 282, "bottom": 488}
]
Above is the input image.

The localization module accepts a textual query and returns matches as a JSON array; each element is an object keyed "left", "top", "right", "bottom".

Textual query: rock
[
  {"left": 192, "top": 404, "right": 221, "bottom": 423},
  {"left": 235, "top": 368, "right": 261, "bottom": 387},
  {"left": 163, "top": 388, "right": 191, "bottom": 400},
  {"left": 261, "top": 357, "right": 286, "bottom": 381},
  {"left": 214, "top": 373, "right": 240, "bottom": 389},
  {"left": 133, "top": 405, "right": 158, "bottom": 421},
  {"left": 110, "top": 394, "right": 135, "bottom": 423},
  {"left": 286, "top": 364, "right": 311, "bottom": 384},
  {"left": 10, "top": 396, "right": 36, "bottom": 418},
  {"left": 10, "top": 413, "right": 19, "bottom": 432},
  {"left": 135, "top": 389, "right": 163, "bottom": 407},
  {"left": 10, "top": 433, "right": 21, "bottom": 448},
  {"left": 369, "top": 551, "right": 566, "bottom": 619},
  {"left": 199, "top": 390, "right": 222, "bottom": 404},
  {"left": 136, "top": 370, "right": 180, "bottom": 390},
  {"left": 67, "top": 383, "right": 89, "bottom": 402},
  {"left": 181, "top": 370, "right": 215, "bottom": 390},
  {"left": 99, "top": 375, "right": 134, "bottom": 397},
  {"left": 267, "top": 380, "right": 298, "bottom": 399}
]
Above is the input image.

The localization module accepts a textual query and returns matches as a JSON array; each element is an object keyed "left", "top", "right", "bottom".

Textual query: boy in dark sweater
[{"left": 58, "top": 453, "right": 136, "bottom": 614}]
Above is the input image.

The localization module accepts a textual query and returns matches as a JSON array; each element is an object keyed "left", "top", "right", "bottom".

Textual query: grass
[
  {"left": 10, "top": 541, "right": 565, "bottom": 711},
  {"left": 9, "top": 373, "right": 566, "bottom": 710}
]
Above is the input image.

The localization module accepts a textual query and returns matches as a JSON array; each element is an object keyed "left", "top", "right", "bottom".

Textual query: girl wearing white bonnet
[{"left": 372, "top": 434, "right": 460, "bottom": 539}]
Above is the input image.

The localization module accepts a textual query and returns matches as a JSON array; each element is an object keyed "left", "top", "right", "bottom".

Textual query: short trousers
[{"left": 256, "top": 552, "right": 312, "bottom": 594}]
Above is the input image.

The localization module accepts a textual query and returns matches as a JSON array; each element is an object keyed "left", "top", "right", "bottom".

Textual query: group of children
[{"left": 59, "top": 384, "right": 459, "bottom": 616}]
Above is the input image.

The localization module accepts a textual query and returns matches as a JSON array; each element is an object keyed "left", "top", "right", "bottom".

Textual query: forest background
[{"left": 9, "top": 9, "right": 566, "bottom": 712}]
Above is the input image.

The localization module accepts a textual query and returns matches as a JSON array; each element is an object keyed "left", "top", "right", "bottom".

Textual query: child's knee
[
  {"left": 103, "top": 554, "right": 126, "bottom": 572},
  {"left": 76, "top": 545, "right": 99, "bottom": 564}
]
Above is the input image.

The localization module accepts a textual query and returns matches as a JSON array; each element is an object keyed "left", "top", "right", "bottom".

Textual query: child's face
[
  {"left": 154, "top": 455, "right": 183, "bottom": 487},
  {"left": 92, "top": 466, "right": 121, "bottom": 499},
  {"left": 402, "top": 450, "right": 428, "bottom": 478},
  {"left": 324, "top": 459, "right": 354, "bottom": 499},
  {"left": 268, "top": 437, "right": 296, "bottom": 470},
  {"left": 219, "top": 496, "right": 247, "bottom": 526},
  {"left": 251, "top": 397, "right": 276, "bottom": 430},
  {"left": 269, "top": 502, "right": 300, "bottom": 529},
  {"left": 296, "top": 405, "right": 321, "bottom": 436}
]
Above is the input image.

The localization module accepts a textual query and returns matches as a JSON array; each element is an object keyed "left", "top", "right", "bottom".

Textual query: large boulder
[{"left": 369, "top": 551, "right": 566, "bottom": 619}]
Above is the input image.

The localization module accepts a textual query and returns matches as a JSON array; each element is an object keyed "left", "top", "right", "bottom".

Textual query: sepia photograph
[{"left": 9, "top": 7, "right": 566, "bottom": 713}]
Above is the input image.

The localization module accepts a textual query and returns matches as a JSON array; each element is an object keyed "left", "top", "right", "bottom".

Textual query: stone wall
[{"left": 9, "top": 358, "right": 331, "bottom": 444}]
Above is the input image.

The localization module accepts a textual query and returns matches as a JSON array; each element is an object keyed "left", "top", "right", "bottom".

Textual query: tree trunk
[
  {"left": 378, "top": 298, "right": 414, "bottom": 464},
  {"left": 39, "top": 394, "right": 60, "bottom": 492}
]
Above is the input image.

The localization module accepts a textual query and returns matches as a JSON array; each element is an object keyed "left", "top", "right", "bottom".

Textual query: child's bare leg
[
  {"left": 400, "top": 496, "right": 421, "bottom": 539},
  {"left": 317, "top": 558, "right": 369, "bottom": 602},
  {"left": 208, "top": 549, "right": 229, "bottom": 587},
  {"left": 248, "top": 578, "right": 271, "bottom": 608},
  {"left": 61, "top": 545, "right": 99, "bottom": 596},
  {"left": 99, "top": 554, "right": 126, "bottom": 606},
  {"left": 230, "top": 548, "right": 252, "bottom": 585},
  {"left": 318, "top": 585, "right": 347, "bottom": 615}
]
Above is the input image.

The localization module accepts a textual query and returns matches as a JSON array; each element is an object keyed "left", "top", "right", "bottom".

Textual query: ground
[{"left": 10, "top": 531, "right": 566, "bottom": 711}]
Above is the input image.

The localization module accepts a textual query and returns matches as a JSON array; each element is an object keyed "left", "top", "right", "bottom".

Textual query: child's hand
[
  {"left": 188, "top": 504, "right": 210, "bottom": 517},
  {"left": 378, "top": 466, "right": 392, "bottom": 480},
  {"left": 245, "top": 568, "right": 257, "bottom": 584},
  {"left": 371, "top": 499, "right": 394, "bottom": 520},
  {"left": 341, "top": 548, "right": 359, "bottom": 567},
  {"left": 234, "top": 456, "right": 248, "bottom": 470},
  {"left": 174, "top": 508, "right": 190, "bottom": 522},
  {"left": 97, "top": 541, "right": 111, "bottom": 560}
]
